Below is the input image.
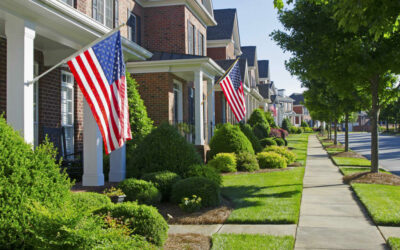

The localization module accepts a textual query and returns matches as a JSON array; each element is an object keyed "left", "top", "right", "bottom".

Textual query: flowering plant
[{"left": 179, "top": 195, "right": 202, "bottom": 213}]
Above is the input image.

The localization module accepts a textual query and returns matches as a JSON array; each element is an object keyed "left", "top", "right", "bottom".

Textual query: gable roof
[
  {"left": 289, "top": 93, "right": 304, "bottom": 105},
  {"left": 258, "top": 60, "right": 269, "bottom": 79},
  {"left": 216, "top": 59, "right": 247, "bottom": 83},
  {"left": 240, "top": 46, "right": 256, "bottom": 67},
  {"left": 207, "top": 9, "right": 237, "bottom": 40},
  {"left": 257, "top": 84, "right": 270, "bottom": 99}
]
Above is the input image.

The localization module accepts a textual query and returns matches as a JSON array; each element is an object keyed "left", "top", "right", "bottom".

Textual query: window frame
[
  {"left": 61, "top": 0, "right": 75, "bottom": 7},
  {"left": 61, "top": 71, "right": 75, "bottom": 156},
  {"left": 93, "top": 0, "right": 114, "bottom": 28},
  {"left": 173, "top": 81, "right": 183, "bottom": 124},
  {"left": 187, "top": 20, "right": 194, "bottom": 55}
]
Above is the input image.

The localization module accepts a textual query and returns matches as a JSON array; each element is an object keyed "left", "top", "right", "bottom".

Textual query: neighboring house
[
  {"left": 240, "top": 46, "right": 263, "bottom": 120},
  {"left": 258, "top": 60, "right": 270, "bottom": 84},
  {"left": 270, "top": 88, "right": 295, "bottom": 126},
  {"left": 351, "top": 111, "right": 371, "bottom": 132},
  {"left": 290, "top": 93, "right": 312, "bottom": 127},
  {"left": 257, "top": 60, "right": 272, "bottom": 112}
]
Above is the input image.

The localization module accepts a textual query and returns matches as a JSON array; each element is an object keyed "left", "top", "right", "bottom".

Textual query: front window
[
  {"left": 173, "top": 82, "right": 183, "bottom": 124},
  {"left": 188, "top": 21, "right": 196, "bottom": 55},
  {"left": 61, "top": 72, "right": 74, "bottom": 156},
  {"left": 93, "top": 0, "right": 114, "bottom": 28},
  {"left": 61, "top": 0, "right": 74, "bottom": 6},
  {"left": 128, "top": 12, "right": 141, "bottom": 44},
  {"left": 198, "top": 31, "right": 205, "bottom": 56}
]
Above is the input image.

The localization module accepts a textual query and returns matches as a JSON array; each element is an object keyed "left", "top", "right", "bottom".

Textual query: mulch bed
[
  {"left": 164, "top": 234, "right": 210, "bottom": 250},
  {"left": 70, "top": 182, "right": 118, "bottom": 193},
  {"left": 333, "top": 151, "right": 366, "bottom": 159},
  {"left": 325, "top": 144, "right": 344, "bottom": 149},
  {"left": 157, "top": 198, "right": 232, "bottom": 225},
  {"left": 344, "top": 172, "right": 400, "bottom": 186}
]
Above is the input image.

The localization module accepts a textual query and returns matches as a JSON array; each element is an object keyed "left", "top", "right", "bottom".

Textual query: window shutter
[
  {"left": 193, "top": 26, "right": 197, "bottom": 55},
  {"left": 188, "top": 21, "right": 193, "bottom": 54},
  {"left": 136, "top": 15, "right": 141, "bottom": 45},
  {"left": 128, "top": 13, "right": 136, "bottom": 42}
]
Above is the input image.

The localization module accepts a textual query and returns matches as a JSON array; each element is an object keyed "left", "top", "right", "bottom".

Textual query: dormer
[
  {"left": 207, "top": 9, "right": 242, "bottom": 60},
  {"left": 258, "top": 60, "right": 270, "bottom": 84},
  {"left": 241, "top": 46, "right": 259, "bottom": 88}
]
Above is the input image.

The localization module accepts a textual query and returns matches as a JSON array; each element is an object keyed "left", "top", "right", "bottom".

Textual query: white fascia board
[
  {"left": 140, "top": 0, "right": 216, "bottom": 26},
  {"left": 206, "top": 39, "right": 233, "bottom": 48},
  {"left": 250, "top": 88, "right": 263, "bottom": 101}
]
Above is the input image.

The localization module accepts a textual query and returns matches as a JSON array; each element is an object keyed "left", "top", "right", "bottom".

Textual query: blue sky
[{"left": 213, "top": 0, "right": 304, "bottom": 96}]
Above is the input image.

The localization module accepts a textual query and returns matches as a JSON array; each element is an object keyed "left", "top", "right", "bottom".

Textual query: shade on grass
[
  {"left": 352, "top": 183, "right": 400, "bottom": 226},
  {"left": 286, "top": 133, "right": 310, "bottom": 166},
  {"left": 332, "top": 157, "right": 371, "bottom": 166},
  {"left": 339, "top": 167, "right": 389, "bottom": 176},
  {"left": 211, "top": 234, "right": 294, "bottom": 250},
  {"left": 222, "top": 167, "right": 304, "bottom": 224},
  {"left": 388, "top": 237, "right": 400, "bottom": 250}
]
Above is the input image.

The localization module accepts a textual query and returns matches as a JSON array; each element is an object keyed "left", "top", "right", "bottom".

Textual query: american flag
[
  {"left": 219, "top": 59, "right": 246, "bottom": 122},
  {"left": 67, "top": 31, "right": 131, "bottom": 154}
]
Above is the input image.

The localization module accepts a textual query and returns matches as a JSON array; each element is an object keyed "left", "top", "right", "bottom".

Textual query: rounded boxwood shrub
[
  {"left": 260, "top": 138, "right": 277, "bottom": 147},
  {"left": 257, "top": 152, "right": 287, "bottom": 169},
  {"left": 209, "top": 123, "right": 254, "bottom": 159},
  {"left": 282, "top": 118, "right": 292, "bottom": 132},
  {"left": 142, "top": 171, "right": 181, "bottom": 201},
  {"left": 127, "top": 123, "right": 202, "bottom": 177},
  {"left": 0, "top": 117, "right": 72, "bottom": 248},
  {"left": 264, "top": 146, "right": 297, "bottom": 164},
  {"left": 184, "top": 164, "right": 222, "bottom": 186},
  {"left": 274, "top": 137, "right": 286, "bottom": 146},
  {"left": 236, "top": 152, "right": 260, "bottom": 172},
  {"left": 171, "top": 177, "right": 220, "bottom": 207},
  {"left": 70, "top": 192, "right": 112, "bottom": 214},
  {"left": 208, "top": 153, "right": 237, "bottom": 173},
  {"left": 94, "top": 202, "right": 168, "bottom": 247},
  {"left": 248, "top": 109, "right": 268, "bottom": 127},
  {"left": 253, "top": 122, "right": 271, "bottom": 140},
  {"left": 118, "top": 179, "right": 161, "bottom": 205},
  {"left": 239, "top": 123, "right": 262, "bottom": 153}
]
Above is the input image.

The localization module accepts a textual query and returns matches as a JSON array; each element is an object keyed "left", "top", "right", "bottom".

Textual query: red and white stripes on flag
[
  {"left": 67, "top": 31, "right": 131, "bottom": 154},
  {"left": 219, "top": 59, "right": 246, "bottom": 122}
]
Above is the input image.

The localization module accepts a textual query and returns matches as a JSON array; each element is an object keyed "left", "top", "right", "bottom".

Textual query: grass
[
  {"left": 211, "top": 234, "right": 295, "bottom": 250},
  {"left": 286, "top": 133, "right": 310, "bottom": 166},
  {"left": 388, "top": 237, "right": 400, "bottom": 250},
  {"left": 222, "top": 167, "right": 304, "bottom": 224},
  {"left": 339, "top": 167, "right": 389, "bottom": 176},
  {"left": 325, "top": 147, "right": 346, "bottom": 154},
  {"left": 331, "top": 156, "right": 371, "bottom": 166},
  {"left": 352, "top": 183, "right": 400, "bottom": 226}
]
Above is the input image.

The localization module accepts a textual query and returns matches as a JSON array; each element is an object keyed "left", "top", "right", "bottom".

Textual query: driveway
[{"left": 337, "top": 132, "right": 400, "bottom": 175}]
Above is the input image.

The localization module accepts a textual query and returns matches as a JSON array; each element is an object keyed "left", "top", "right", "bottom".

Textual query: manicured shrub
[
  {"left": 70, "top": 192, "right": 112, "bottom": 214},
  {"left": 253, "top": 122, "right": 271, "bottom": 140},
  {"left": 209, "top": 123, "right": 254, "bottom": 159},
  {"left": 142, "top": 171, "right": 182, "bottom": 201},
  {"left": 304, "top": 127, "right": 314, "bottom": 133},
  {"left": 264, "top": 111, "right": 277, "bottom": 128},
  {"left": 171, "top": 177, "right": 220, "bottom": 207},
  {"left": 183, "top": 164, "right": 222, "bottom": 186},
  {"left": 264, "top": 146, "right": 297, "bottom": 164},
  {"left": 257, "top": 152, "right": 287, "bottom": 169},
  {"left": 260, "top": 138, "right": 277, "bottom": 147},
  {"left": 127, "top": 123, "right": 202, "bottom": 177},
  {"left": 282, "top": 118, "right": 292, "bottom": 132},
  {"left": 301, "top": 121, "right": 309, "bottom": 127},
  {"left": 208, "top": 153, "right": 237, "bottom": 173},
  {"left": 0, "top": 117, "right": 72, "bottom": 248},
  {"left": 118, "top": 179, "right": 161, "bottom": 205},
  {"left": 236, "top": 152, "right": 260, "bottom": 172},
  {"left": 94, "top": 202, "right": 168, "bottom": 246},
  {"left": 248, "top": 109, "right": 269, "bottom": 127},
  {"left": 239, "top": 123, "right": 263, "bottom": 153},
  {"left": 274, "top": 137, "right": 286, "bottom": 146}
]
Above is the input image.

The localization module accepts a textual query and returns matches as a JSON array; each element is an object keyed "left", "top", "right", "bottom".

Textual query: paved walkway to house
[{"left": 295, "top": 135, "right": 387, "bottom": 249}]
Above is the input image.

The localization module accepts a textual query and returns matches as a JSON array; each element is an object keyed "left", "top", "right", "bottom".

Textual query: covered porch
[{"left": 0, "top": 0, "right": 151, "bottom": 186}]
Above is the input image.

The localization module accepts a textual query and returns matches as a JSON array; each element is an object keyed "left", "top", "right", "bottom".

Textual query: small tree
[{"left": 282, "top": 118, "right": 292, "bottom": 132}]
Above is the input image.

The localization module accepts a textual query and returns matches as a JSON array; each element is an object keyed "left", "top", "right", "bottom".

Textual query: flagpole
[
  {"left": 28, "top": 23, "right": 126, "bottom": 85},
  {"left": 201, "top": 57, "right": 241, "bottom": 105}
]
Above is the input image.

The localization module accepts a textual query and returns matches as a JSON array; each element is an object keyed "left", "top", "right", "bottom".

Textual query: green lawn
[
  {"left": 352, "top": 183, "right": 400, "bottom": 225},
  {"left": 339, "top": 167, "right": 388, "bottom": 176},
  {"left": 331, "top": 156, "right": 371, "bottom": 166},
  {"left": 286, "top": 133, "right": 310, "bottom": 166},
  {"left": 325, "top": 147, "right": 347, "bottom": 154},
  {"left": 222, "top": 167, "right": 304, "bottom": 224},
  {"left": 211, "top": 234, "right": 294, "bottom": 250},
  {"left": 388, "top": 237, "right": 400, "bottom": 250}
]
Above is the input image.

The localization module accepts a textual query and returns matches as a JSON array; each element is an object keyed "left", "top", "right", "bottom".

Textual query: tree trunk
[
  {"left": 386, "top": 120, "right": 389, "bottom": 132},
  {"left": 329, "top": 122, "right": 332, "bottom": 140},
  {"left": 345, "top": 113, "right": 349, "bottom": 152},
  {"left": 370, "top": 76, "right": 380, "bottom": 173},
  {"left": 334, "top": 120, "right": 338, "bottom": 145}
]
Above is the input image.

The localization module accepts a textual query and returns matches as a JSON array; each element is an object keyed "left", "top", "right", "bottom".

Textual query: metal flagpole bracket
[{"left": 27, "top": 23, "right": 127, "bottom": 85}]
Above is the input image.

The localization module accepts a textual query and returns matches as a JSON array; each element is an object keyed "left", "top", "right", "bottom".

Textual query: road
[{"left": 337, "top": 132, "right": 400, "bottom": 175}]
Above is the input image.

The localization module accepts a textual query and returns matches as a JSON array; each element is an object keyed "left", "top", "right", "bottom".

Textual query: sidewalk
[{"left": 295, "top": 135, "right": 386, "bottom": 249}]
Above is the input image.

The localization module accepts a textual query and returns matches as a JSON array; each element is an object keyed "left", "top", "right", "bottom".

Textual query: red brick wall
[
  {"left": 74, "top": 76, "right": 84, "bottom": 153},
  {"left": 207, "top": 47, "right": 226, "bottom": 61},
  {"left": 143, "top": 6, "right": 186, "bottom": 54},
  {"left": 0, "top": 38, "right": 6, "bottom": 117},
  {"left": 293, "top": 105, "right": 303, "bottom": 115}
]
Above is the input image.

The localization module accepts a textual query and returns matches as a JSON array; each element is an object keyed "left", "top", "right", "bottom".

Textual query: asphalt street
[{"left": 337, "top": 132, "right": 400, "bottom": 175}]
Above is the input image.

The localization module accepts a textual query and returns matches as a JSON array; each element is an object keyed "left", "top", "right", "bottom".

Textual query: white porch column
[
  {"left": 5, "top": 16, "right": 35, "bottom": 144},
  {"left": 194, "top": 70, "right": 204, "bottom": 145},
  {"left": 109, "top": 145, "right": 126, "bottom": 182},
  {"left": 82, "top": 100, "right": 104, "bottom": 186},
  {"left": 207, "top": 78, "right": 215, "bottom": 142}
]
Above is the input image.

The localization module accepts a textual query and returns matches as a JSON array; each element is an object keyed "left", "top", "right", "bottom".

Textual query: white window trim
[
  {"left": 128, "top": 11, "right": 137, "bottom": 42},
  {"left": 61, "top": 71, "right": 74, "bottom": 155},
  {"left": 93, "top": 0, "right": 113, "bottom": 28},
  {"left": 60, "top": 0, "right": 75, "bottom": 7},
  {"left": 173, "top": 80, "right": 183, "bottom": 123}
]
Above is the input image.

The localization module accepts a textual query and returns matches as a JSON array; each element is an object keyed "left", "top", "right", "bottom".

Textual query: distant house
[
  {"left": 289, "top": 93, "right": 312, "bottom": 126},
  {"left": 258, "top": 60, "right": 270, "bottom": 84}
]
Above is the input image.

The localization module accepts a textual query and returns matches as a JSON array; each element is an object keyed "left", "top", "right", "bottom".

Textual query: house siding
[{"left": 207, "top": 47, "right": 226, "bottom": 61}]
